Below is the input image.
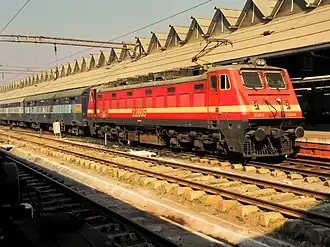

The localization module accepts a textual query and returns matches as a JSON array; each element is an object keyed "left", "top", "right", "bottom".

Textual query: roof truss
[
  {"left": 207, "top": 8, "right": 241, "bottom": 36},
  {"left": 165, "top": 25, "right": 189, "bottom": 48},
  {"left": 135, "top": 37, "right": 150, "bottom": 55},
  {"left": 185, "top": 17, "right": 212, "bottom": 42},
  {"left": 273, "top": 0, "right": 320, "bottom": 17},
  {"left": 148, "top": 32, "right": 167, "bottom": 53}
]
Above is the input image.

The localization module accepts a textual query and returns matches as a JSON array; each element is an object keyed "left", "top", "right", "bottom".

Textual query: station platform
[
  {"left": 296, "top": 131, "right": 330, "bottom": 159},
  {"left": 297, "top": 130, "right": 330, "bottom": 144}
]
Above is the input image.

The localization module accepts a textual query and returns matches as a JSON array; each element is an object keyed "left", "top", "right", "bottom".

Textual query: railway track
[
  {"left": 0, "top": 149, "right": 180, "bottom": 247},
  {"left": 5, "top": 128, "right": 330, "bottom": 182},
  {"left": 2, "top": 129, "right": 330, "bottom": 228},
  {"left": 5, "top": 128, "right": 330, "bottom": 185},
  {"left": 248, "top": 159, "right": 330, "bottom": 181}
]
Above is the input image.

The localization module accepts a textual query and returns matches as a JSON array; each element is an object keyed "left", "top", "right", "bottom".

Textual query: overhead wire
[
  {"left": 2, "top": 0, "right": 215, "bottom": 83},
  {"left": 0, "top": 0, "right": 32, "bottom": 34},
  {"left": 40, "top": 0, "right": 215, "bottom": 67},
  {"left": 0, "top": 0, "right": 33, "bottom": 82}
]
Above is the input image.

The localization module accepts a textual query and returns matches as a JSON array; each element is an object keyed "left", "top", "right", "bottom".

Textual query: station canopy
[{"left": 0, "top": 0, "right": 329, "bottom": 101}]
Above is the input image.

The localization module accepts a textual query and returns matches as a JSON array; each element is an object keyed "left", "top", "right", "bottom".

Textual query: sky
[{"left": 0, "top": 0, "right": 246, "bottom": 84}]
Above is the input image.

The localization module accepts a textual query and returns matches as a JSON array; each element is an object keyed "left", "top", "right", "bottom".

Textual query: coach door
[
  {"left": 88, "top": 89, "right": 97, "bottom": 117},
  {"left": 208, "top": 72, "right": 219, "bottom": 126},
  {"left": 208, "top": 71, "right": 233, "bottom": 122},
  {"left": 217, "top": 72, "right": 233, "bottom": 119}
]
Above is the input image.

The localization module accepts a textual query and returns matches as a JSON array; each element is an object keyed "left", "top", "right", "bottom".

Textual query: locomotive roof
[
  {"left": 206, "top": 64, "right": 284, "bottom": 72},
  {"left": 95, "top": 74, "right": 207, "bottom": 92},
  {"left": 0, "top": 4, "right": 328, "bottom": 101},
  {"left": 95, "top": 64, "right": 284, "bottom": 92}
]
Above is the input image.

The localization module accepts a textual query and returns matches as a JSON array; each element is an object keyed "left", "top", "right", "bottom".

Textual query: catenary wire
[
  {"left": 2, "top": 0, "right": 214, "bottom": 82},
  {"left": 40, "top": 0, "right": 215, "bottom": 67},
  {"left": 0, "top": 0, "right": 33, "bottom": 34}
]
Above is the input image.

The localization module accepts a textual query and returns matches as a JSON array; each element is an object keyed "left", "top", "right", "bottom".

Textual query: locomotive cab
[{"left": 207, "top": 61, "right": 304, "bottom": 158}]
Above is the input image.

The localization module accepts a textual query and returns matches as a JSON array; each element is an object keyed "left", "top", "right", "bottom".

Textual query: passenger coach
[{"left": 0, "top": 88, "right": 89, "bottom": 135}]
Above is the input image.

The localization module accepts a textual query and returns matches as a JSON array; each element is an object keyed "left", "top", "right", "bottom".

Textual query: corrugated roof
[
  {"left": 113, "top": 48, "right": 122, "bottom": 61},
  {"left": 74, "top": 59, "right": 83, "bottom": 73},
  {"left": 69, "top": 61, "right": 77, "bottom": 74},
  {"left": 193, "top": 17, "right": 212, "bottom": 34},
  {"left": 66, "top": 63, "right": 73, "bottom": 75},
  {"left": 101, "top": 51, "right": 112, "bottom": 64},
  {"left": 97, "top": 52, "right": 107, "bottom": 67},
  {"left": 253, "top": 0, "right": 278, "bottom": 18},
  {"left": 152, "top": 32, "right": 167, "bottom": 47},
  {"left": 106, "top": 48, "right": 120, "bottom": 63},
  {"left": 1, "top": 3, "right": 330, "bottom": 100},
  {"left": 305, "top": 0, "right": 321, "bottom": 6},
  {"left": 80, "top": 58, "right": 89, "bottom": 72},
  {"left": 89, "top": 55, "right": 97, "bottom": 69},
  {"left": 119, "top": 47, "right": 132, "bottom": 61},
  {"left": 92, "top": 53, "right": 102, "bottom": 67},
  {"left": 216, "top": 8, "right": 241, "bottom": 26},
  {"left": 169, "top": 25, "right": 189, "bottom": 40},
  {"left": 136, "top": 37, "right": 150, "bottom": 53},
  {"left": 236, "top": 0, "right": 278, "bottom": 28},
  {"left": 148, "top": 32, "right": 167, "bottom": 52}
]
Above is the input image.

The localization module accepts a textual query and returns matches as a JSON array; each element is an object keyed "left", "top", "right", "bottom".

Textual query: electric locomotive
[
  {"left": 88, "top": 59, "right": 304, "bottom": 158},
  {"left": 0, "top": 58, "right": 304, "bottom": 159}
]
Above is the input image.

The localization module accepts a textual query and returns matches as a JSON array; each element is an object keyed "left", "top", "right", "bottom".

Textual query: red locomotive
[{"left": 87, "top": 59, "right": 304, "bottom": 158}]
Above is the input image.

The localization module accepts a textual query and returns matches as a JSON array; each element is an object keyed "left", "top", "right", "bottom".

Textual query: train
[{"left": 0, "top": 60, "right": 305, "bottom": 159}]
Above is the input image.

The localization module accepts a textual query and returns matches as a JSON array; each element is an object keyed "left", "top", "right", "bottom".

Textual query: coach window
[
  {"left": 111, "top": 93, "right": 116, "bottom": 98},
  {"left": 220, "top": 74, "right": 231, "bottom": 90},
  {"left": 167, "top": 87, "right": 176, "bottom": 93},
  {"left": 145, "top": 89, "right": 152, "bottom": 95},
  {"left": 210, "top": 75, "right": 217, "bottom": 90},
  {"left": 194, "top": 84, "right": 204, "bottom": 90}
]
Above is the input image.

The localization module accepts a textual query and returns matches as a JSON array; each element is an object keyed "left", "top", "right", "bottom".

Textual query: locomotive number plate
[
  {"left": 253, "top": 113, "right": 265, "bottom": 117},
  {"left": 285, "top": 112, "right": 297, "bottom": 117},
  {"left": 132, "top": 108, "right": 147, "bottom": 117}
]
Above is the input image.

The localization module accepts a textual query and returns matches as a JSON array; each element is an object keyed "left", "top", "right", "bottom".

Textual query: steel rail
[
  {"left": 5, "top": 132, "right": 330, "bottom": 227},
  {"left": 286, "top": 157, "right": 330, "bottom": 169},
  {"left": 7, "top": 130, "right": 330, "bottom": 200},
  {"left": 249, "top": 160, "right": 330, "bottom": 179},
  {"left": 0, "top": 148, "right": 179, "bottom": 247}
]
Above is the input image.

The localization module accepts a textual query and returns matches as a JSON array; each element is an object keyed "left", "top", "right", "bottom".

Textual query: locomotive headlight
[
  {"left": 285, "top": 100, "right": 291, "bottom": 109},
  {"left": 253, "top": 100, "right": 259, "bottom": 110},
  {"left": 256, "top": 58, "right": 266, "bottom": 66}
]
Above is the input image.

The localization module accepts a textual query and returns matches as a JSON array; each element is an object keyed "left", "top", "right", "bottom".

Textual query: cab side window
[
  {"left": 210, "top": 75, "right": 217, "bottom": 90},
  {"left": 220, "top": 74, "right": 230, "bottom": 90}
]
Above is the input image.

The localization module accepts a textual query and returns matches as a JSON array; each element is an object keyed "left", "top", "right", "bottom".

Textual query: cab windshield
[
  {"left": 265, "top": 72, "right": 286, "bottom": 89},
  {"left": 241, "top": 71, "right": 263, "bottom": 89}
]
